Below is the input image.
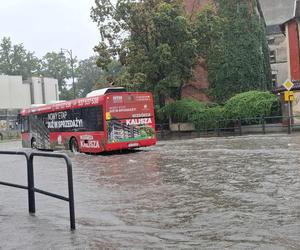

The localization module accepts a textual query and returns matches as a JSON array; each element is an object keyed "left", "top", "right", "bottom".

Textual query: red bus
[{"left": 20, "top": 88, "right": 156, "bottom": 153}]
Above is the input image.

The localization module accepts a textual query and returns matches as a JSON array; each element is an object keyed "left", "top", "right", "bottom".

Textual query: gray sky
[{"left": 0, "top": 0, "right": 102, "bottom": 59}]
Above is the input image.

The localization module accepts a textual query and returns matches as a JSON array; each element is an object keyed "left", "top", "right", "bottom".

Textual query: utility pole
[{"left": 61, "top": 48, "right": 75, "bottom": 99}]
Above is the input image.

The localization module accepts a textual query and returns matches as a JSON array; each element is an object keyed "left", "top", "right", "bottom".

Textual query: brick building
[
  {"left": 182, "top": 0, "right": 266, "bottom": 102},
  {"left": 181, "top": 0, "right": 212, "bottom": 102}
]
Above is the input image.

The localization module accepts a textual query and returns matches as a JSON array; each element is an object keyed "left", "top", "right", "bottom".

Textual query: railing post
[
  {"left": 27, "top": 154, "right": 36, "bottom": 214},
  {"left": 0, "top": 150, "right": 75, "bottom": 230},
  {"left": 262, "top": 116, "right": 266, "bottom": 134},
  {"left": 287, "top": 116, "right": 292, "bottom": 134},
  {"left": 238, "top": 119, "right": 242, "bottom": 136},
  {"left": 65, "top": 157, "right": 76, "bottom": 230}
]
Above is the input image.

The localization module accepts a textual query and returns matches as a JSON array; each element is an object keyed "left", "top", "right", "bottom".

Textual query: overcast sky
[{"left": 0, "top": 0, "right": 104, "bottom": 60}]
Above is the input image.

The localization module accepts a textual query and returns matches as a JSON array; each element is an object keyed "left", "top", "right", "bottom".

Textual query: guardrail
[{"left": 0, "top": 150, "right": 75, "bottom": 230}]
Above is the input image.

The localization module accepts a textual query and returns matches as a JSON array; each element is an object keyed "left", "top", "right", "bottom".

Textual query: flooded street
[{"left": 1, "top": 134, "right": 300, "bottom": 249}]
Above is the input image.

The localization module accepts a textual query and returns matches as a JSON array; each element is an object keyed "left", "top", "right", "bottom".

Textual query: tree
[
  {"left": 200, "top": 0, "right": 272, "bottom": 103},
  {"left": 93, "top": 60, "right": 123, "bottom": 91},
  {"left": 75, "top": 57, "right": 123, "bottom": 98},
  {"left": 75, "top": 56, "right": 103, "bottom": 97},
  {"left": 41, "top": 52, "right": 73, "bottom": 91},
  {"left": 0, "top": 37, "right": 41, "bottom": 79},
  {"left": 91, "top": 0, "right": 198, "bottom": 107}
]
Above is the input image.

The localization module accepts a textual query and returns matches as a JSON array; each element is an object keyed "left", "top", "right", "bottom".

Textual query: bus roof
[
  {"left": 86, "top": 87, "right": 126, "bottom": 97},
  {"left": 20, "top": 88, "right": 153, "bottom": 116}
]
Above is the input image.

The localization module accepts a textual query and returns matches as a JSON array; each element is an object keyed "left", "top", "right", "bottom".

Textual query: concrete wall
[
  {"left": 0, "top": 75, "right": 31, "bottom": 109},
  {"left": 44, "top": 77, "right": 59, "bottom": 103},
  {"left": 268, "top": 32, "right": 289, "bottom": 86},
  {"left": 31, "top": 77, "right": 44, "bottom": 104},
  {"left": 0, "top": 75, "right": 59, "bottom": 109}
]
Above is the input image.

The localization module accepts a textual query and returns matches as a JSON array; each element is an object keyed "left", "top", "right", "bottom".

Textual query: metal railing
[
  {"left": 156, "top": 115, "right": 300, "bottom": 138},
  {"left": 0, "top": 150, "right": 75, "bottom": 230}
]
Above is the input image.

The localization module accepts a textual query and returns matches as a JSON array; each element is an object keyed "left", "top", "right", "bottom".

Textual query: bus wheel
[
  {"left": 70, "top": 137, "right": 79, "bottom": 153},
  {"left": 31, "top": 138, "right": 37, "bottom": 149}
]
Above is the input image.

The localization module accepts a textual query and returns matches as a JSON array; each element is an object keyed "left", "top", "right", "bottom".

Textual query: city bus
[{"left": 20, "top": 87, "right": 156, "bottom": 153}]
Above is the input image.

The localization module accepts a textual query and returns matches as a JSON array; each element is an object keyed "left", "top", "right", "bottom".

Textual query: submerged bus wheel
[{"left": 70, "top": 137, "right": 79, "bottom": 153}]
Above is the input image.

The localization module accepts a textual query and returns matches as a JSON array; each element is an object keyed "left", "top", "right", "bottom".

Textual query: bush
[
  {"left": 157, "top": 98, "right": 224, "bottom": 130},
  {"left": 156, "top": 91, "right": 281, "bottom": 130},
  {"left": 223, "top": 91, "right": 280, "bottom": 120},
  {"left": 157, "top": 98, "right": 207, "bottom": 123},
  {"left": 189, "top": 106, "right": 224, "bottom": 130}
]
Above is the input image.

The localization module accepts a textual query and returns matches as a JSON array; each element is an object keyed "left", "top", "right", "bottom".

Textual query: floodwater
[{"left": 1, "top": 134, "right": 300, "bottom": 250}]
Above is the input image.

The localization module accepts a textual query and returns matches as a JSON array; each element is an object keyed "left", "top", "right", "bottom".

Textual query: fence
[
  {"left": 156, "top": 115, "right": 300, "bottom": 138},
  {"left": 0, "top": 150, "right": 75, "bottom": 230}
]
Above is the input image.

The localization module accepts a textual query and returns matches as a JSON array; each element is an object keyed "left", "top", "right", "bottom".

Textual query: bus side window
[
  {"left": 73, "top": 108, "right": 82, "bottom": 131},
  {"left": 81, "top": 106, "right": 103, "bottom": 131},
  {"left": 98, "top": 106, "right": 104, "bottom": 131}
]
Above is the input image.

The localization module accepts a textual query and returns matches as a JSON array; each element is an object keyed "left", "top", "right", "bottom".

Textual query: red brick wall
[
  {"left": 183, "top": 0, "right": 212, "bottom": 14},
  {"left": 182, "top": 0, "right": 212, "bottom": 102},
  {"left": 181, "top": 57, "right": 210, "bottom": 101}
]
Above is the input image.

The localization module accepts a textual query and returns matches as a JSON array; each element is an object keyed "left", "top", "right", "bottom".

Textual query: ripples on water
[{"left": 0, "top": 134, "right": 300, "bottom": 249}]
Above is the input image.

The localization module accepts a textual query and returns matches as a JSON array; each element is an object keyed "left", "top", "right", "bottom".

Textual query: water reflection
[{"left": 1, "top": 135, "right": 300, "bottom": 249}]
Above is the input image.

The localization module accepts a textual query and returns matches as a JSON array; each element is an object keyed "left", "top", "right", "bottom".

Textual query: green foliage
[
  {"left": 93, "top": 60, "right": 123, "bottom": 91},
  {"left": 195, "top": 1, "right": 272, "bottom": 103},
  {"left": 193, "top": 6, "right": 227, "bottom": 59},
  {"left": 75, "top": 56, "right": 104, "bottom": 97},
  {"left": 0, "top": 36, "right": 123, "bottom": 101},
  {"left": 158, "top": 98, "right": 224, "bottom": 129},
  {"left": 189, "top": 105, "right": 224, "bottom": 130},
  {"left": 0, "top": 37, "right": 41, "bottom": 79},
  {"left": 41, "top": 52, "right": 74, "bottom": 92},
  {"left": 157, "top": 91, "right": 280, "bottom": 129},
  {"left": 91, "top": 0, "right": 198, "bottom": 107},
  {"left": 158, "top": 98, "right": 207, "bottom": 122},
  {"left": 59, "top": 87, "right": 74, "bottom": 101},
  {"left": 223, "top": 91, "right": 280, "bottom": 119}
]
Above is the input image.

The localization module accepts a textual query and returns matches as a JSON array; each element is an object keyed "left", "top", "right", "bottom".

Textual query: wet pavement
[{"left": 1, "top": 134, "right": 300, "bottom": 249}]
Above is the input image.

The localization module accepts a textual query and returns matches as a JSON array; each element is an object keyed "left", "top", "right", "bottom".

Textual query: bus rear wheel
[{"left": 70, "top": 137, "right": 79, "bottom": 153}]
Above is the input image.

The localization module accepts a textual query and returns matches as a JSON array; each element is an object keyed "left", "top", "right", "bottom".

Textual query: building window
[
  {"left": 270, "top": 50, "right": 276, "bottom": 63},
  {"left": 272, "top": 73, "right": 277, "bottom": 87},
  {"left": 268, "top": 37, "right": 275, "bottom": 45}
]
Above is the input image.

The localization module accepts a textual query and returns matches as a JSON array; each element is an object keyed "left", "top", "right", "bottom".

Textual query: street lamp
[{"left": 61, "top": 48, "right": 75, "bottom": 99}]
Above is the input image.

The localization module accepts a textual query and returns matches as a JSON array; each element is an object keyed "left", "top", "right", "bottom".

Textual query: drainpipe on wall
[
  {"left": 29, "top": 78, "right": 34, "bottom": 105},
  {"left": 41, "top": 77, "right": 46, "bottom": 104}
]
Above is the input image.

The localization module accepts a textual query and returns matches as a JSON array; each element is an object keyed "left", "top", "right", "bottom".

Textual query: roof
[
  {"left": 259, "top": 0, "right": 295, "bottom": 25},
  {"left": 279, "top": 1, "right": 300, "bottom": 32},
  {"left": 266, "top": 24, "right": 282, "bottom": 35}
]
